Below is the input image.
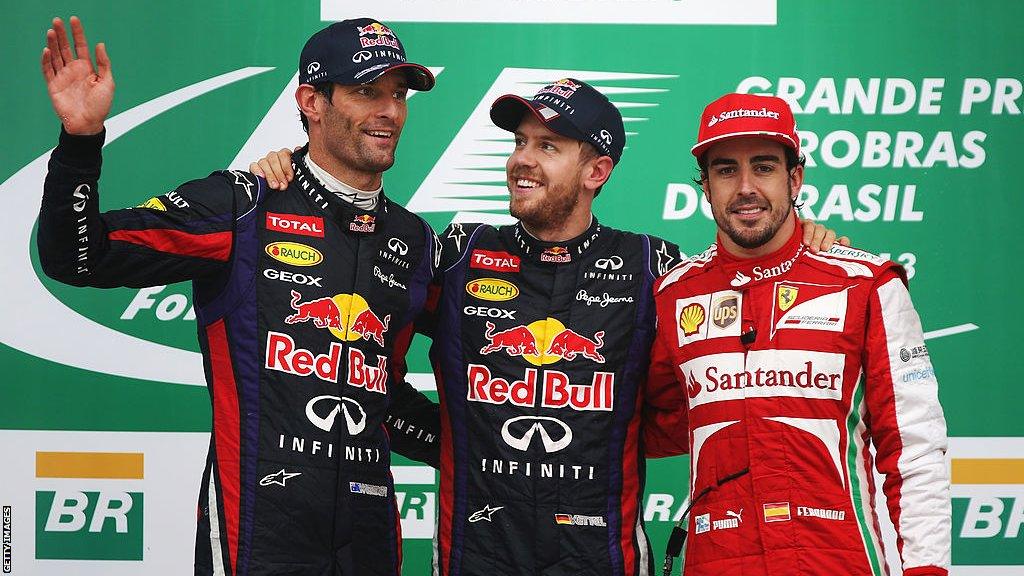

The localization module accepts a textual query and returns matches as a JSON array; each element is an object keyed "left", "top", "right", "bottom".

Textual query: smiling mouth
[
  {"left": 511, "top": 177, "right": 544, "bottom": 193},
  {"left": 364, "top": 129, "right": 394, "bottom": 140}
]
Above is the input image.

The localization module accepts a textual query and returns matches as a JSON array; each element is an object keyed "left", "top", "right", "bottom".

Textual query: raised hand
[{"left": 41, "top": 16, "right": 114, "bottom": 135}]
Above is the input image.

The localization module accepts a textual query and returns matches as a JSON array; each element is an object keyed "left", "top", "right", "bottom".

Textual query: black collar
[
  {"left": 291, "top": 147, "right": 388, "bottom": 234},
  {"left": 510, "top": 217, "right": 603, "bottom": 264}
]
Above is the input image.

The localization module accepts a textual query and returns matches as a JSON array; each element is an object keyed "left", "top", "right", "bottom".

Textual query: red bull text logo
[
  {"left": 357, "top": 22, "right": 400, "bottom": 49},
  {"left": 264, "top": 332, "right": 388, "bottom": 393},
  {"left": 540, "top": 246, "right": 571, "bottom": 263},
  {"left": 479, "top": 318, "right": 605, "bottom": 366},
  {"left": 349, "top": 214, "right": 376, "bottom": 233},
  {"left": 285, "top": 290, "right": 390, "bottom": 346},
  {"left": 467, "top": 364, "right": 614, "bottom": 411}
]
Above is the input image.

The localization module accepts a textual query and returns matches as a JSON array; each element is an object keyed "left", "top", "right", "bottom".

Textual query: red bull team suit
[
  {"left": 418, "top": 219, "right": 682, "bottom": 576},
  {"left": 645, "top": 220, "right": 950, "bottom": 576},
  {"left": 37, "top": 131, "right": 441, "bottom": 576}
]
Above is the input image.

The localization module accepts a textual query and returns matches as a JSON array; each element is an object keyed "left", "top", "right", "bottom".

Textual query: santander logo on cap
[{"left": 692, "top": 93, "right": 799, "bottom": 158}]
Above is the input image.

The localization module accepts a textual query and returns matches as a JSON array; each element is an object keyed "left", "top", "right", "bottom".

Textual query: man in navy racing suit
[{"left": 36, "top": 16, "right": 440, "bottom": 575}]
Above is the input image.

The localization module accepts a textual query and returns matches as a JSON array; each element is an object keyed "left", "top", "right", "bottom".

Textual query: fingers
[
  {"left": 837, "top": 236, "right": 851, "bottom": 247},
  {"left": 41, "top": 48, "right": 55, "bottom": 82},
  {"left": 821, "top": 229, "right": 837, "bottom": 252},
  {"left": 95, "top": 42, "right": 112, "bottom": 80},
  {"left": 45, "top": 29, "right": 63, "bottom": 73},
  {"left": 802, "top": 222, "right": 831, "bottom": 253},
  {"left": 70, "top": 16, "right": 90, "bottom": 65},
  {"left": 52, "top": 17, "right": 74, "bottom": 67},
  {"left": 261, "top": 150, "right": 288, "bottom": 190}
]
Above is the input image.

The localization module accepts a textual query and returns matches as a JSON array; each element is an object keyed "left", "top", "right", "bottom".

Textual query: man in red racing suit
[{"left": 646, "top": 93, "right": 950, "bottom": 576}]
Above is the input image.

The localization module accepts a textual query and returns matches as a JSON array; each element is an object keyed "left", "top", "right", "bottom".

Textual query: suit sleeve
[
  {"left": 37, "top": 128, "right": 246, "bottom": 288},
  {"left": 386, "top": 225, "right": 441, "bottom": 468},
  {"left": 863, "top": 269, "right": 950, "bottom": 575},
  {"left": 643, "top": 299, "right": 691, "bottom": 458}
]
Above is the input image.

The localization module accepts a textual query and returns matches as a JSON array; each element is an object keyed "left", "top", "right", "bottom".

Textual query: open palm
[{"left": 41, "top": 16, "right": 114, "bottom": 135}]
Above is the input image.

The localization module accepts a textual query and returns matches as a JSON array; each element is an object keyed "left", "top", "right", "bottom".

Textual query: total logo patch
[
  {"left": 266, "top": 213, "right": 325, "bottom": 238},
  {"left": 466, "top": 278, "right": 519, "bottom": 302},
  {"left": 675, "top": 291, "right": 743, "bottom": 346},
  {"left": 770, "top": 283, "right": 850, "bottom": 339},
  {"left": 471, "top": 249, "right": 521, "bottom": 273},
  {"left": 265, "top": 242, "right": 323, "bottom": 267}
]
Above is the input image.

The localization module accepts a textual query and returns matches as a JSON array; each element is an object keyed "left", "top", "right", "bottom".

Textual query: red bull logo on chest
[
  {"left": 479, "top": 318, "right": 606, "bottom": 366},
  {"left": 285, "top": 290, "right": 390, "bottom": 346}
]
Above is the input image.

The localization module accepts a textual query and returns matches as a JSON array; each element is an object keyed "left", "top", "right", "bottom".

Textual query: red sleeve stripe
[
  {"left": 206, "top": 320, "right": 241, "bottom": 574},
  {"left": 109, "top": 229, "right": 232, "bottom": 261}
]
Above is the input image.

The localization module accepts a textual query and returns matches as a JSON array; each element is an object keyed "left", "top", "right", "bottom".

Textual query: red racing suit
[{"left": 646, "top": 220, "right": 950, "bottom": 576}]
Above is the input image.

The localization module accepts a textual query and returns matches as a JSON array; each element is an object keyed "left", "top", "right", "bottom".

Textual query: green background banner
[{"left": 1, "top": 1, "right": 1020, "bottom": 573}]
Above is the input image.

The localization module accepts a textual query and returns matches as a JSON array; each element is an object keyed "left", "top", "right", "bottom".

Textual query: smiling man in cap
[
  {"left": 646, "top": 92, "right": 950, "bottom": 576},
  {"left": 37, "top": 15, "right": 441, "bottom": 575}
]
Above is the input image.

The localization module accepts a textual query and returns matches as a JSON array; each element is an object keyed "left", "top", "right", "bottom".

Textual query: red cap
[{"left": 691, "top": 93, "right": 799, "bottom": 159}]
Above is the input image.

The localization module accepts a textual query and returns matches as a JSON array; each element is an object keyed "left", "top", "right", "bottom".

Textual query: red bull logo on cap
[
  {"left": 479, "top": 317, "right": 605, "bottom": 366},
  {"left": 537, "top": 78, "right": 582, "bottom": 100},
  {"left": 285, "top": 290, "right": 390, "bottom": 346},
  {"left": 357, "top": 22, "right": 400, "bottom": 49}
]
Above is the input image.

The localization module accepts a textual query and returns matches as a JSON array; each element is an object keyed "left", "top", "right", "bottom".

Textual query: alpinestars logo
[{"left": 406, "top": 68, "right": 677, "bottom": 223}]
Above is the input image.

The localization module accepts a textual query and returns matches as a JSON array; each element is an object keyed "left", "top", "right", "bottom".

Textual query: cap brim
[
  {"left": 691, "top": 131, "right": 799, "bottom": 159},
  {"left": 489, "top": 94, "right": 589, "bottom": 144},
  {"left": 363, "top": 62, "right": 436, "bottom": 92}
]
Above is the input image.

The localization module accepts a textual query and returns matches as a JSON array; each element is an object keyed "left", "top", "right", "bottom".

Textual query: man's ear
[
  {"left": 583, "top": 155, "right": 614, "bottom": 193},
  {"left": 296, "top": 84, "right": 323, "bottom": 125}
]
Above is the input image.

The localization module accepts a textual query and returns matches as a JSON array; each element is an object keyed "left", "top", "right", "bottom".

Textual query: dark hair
[
  {"left": 692, "top": 147, "right": 805, "bottom": 186},
  {"left": 299, "top": 83, "right": 335, "bottom": 133}
]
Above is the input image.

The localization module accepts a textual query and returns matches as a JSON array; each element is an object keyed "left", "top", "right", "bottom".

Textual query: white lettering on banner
[
  {"left": 960, "top": 78, "right": 1023, "bottom": 114},
  {"left": 736, "top": 77, "right": 949, "bottom": 115},
  {"left": 324, "top": 0, "right": 776, "bottom": 25},
  {"left": 466, "top": 364, "right": 614, "bottom": 411},
  {"left": 798, "top": 130, "right": 986, "bottom": 170},
  {"left": 121, "top": 286, "right": 196, "bottom": 321},
  {"left": 796, "top": 184, "right": 924, "bottom": 222},
  {"left": 681, "top": 350, "right": 845, "bottom": 408}
]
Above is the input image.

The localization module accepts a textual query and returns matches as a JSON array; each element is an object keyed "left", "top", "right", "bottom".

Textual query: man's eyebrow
[
  {"left": 750, "top": 154, "right": 782, "bottom": 163},
  {"left": 709, "top": 157, "right": 738, "bottom": 167}
]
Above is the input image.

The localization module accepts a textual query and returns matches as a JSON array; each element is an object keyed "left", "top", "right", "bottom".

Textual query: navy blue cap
[
  {"left": 299, "top": 18, "right": 434, "bottom": 91},
  {"left": 490, "top": 78, "right": 625, "bottom": 164}
]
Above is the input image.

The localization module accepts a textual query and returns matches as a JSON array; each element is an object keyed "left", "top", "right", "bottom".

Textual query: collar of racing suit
[
  {"left": 511, "top": 215, "right": 603, "bottom": 264},
  {"left": 303, "top": 153, "right": 382, "bottom": 211},
  {"left": 290, "top": 146, "right": 388, "bottom": 233},
  {"left": 715, "top": 218, "right": 805, "bottom": 289}
]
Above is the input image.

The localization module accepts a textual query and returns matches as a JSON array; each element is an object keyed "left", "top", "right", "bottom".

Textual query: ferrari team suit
[
  {"left": 646, "top": 220, "right": 950, "bottom": 576},
  {"left": 37, "top": 130, "right": 440, "bottom": 576}
]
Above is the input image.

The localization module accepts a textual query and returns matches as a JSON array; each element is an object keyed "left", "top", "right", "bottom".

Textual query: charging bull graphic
[
  {"left": 545, "top": 329, "right": 605, "bottom": 363},
  {"left": 480, "top": 322, "right": 540, "bottom": 356},
  {"left": 285, "top": 290, "right": 342, "bottom": 328},
  {"left": 285, "top": 290, "right": 390, "bottom": 346}
]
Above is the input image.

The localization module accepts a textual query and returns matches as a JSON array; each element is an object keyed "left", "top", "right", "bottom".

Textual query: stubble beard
[
  {"left": 325, "top": 111, "right": 397, "bottom": 176},
  {"left": 711, "top": 182, "right": 794, "bottom": 250},
  {"left": 509, "top": 178, "right": 581, "bottom": 233}
]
